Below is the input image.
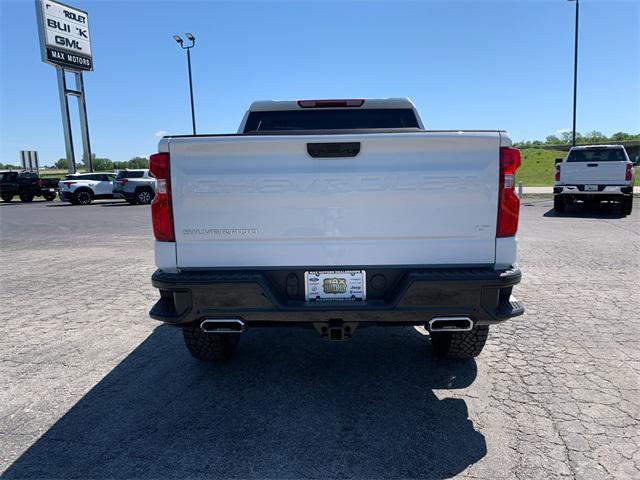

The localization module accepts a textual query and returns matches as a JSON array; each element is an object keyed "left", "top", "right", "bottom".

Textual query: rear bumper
[
  {"left": 58, "top": 191, "right": 75, "bottom": 202},
  {"left": 150, "top": 266, "right": 524, "bottom": 327},
  {"left": 554, "top": 185, "right": 633, "bottom": 200}
]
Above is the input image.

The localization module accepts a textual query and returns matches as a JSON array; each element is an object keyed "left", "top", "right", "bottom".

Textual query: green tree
[
  {"left": 585, "top": 130, "right": 607, "bottom": 143},
  {"left": 55, "top": 158, "right": 68, "bottom": 170},
  {"left": 127, "top": 156, "right": 149, "bottom": 169},
  {"left": 611, "top": 131, "right": 632, "bottom": 141},
  {"left": 559, "top": 131, "right": 573, "bottom": 144},
  {"left": 515, "top": 131, "right": 639, "bottom": 148},
  {"left": 92, "top": 157, "right": 114, "bottom": 171}
]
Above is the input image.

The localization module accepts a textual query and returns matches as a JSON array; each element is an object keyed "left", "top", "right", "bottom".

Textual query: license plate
[
  {"left": 585, "top": 184, "right": 598, "bottom": 191},
  {"left": 305, "top": 270, "right": 366, "bottom": 302}
]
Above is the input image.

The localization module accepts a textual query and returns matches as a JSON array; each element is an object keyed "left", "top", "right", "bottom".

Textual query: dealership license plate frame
[{"left": 304, "top": 270, "right": 367, "bottom": 302}]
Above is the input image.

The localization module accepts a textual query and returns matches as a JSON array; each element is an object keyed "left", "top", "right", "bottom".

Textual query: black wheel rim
[{"left": 138, "top": 191, "right": 151, "bottom": 204}]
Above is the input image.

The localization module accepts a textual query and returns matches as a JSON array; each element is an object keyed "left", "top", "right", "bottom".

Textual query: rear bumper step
[
  {"left": 554, "top": 185, "right": 633, "bottom": 196},
  {"left": 150, "top": 266, "right": 523, "bottom": 327}
]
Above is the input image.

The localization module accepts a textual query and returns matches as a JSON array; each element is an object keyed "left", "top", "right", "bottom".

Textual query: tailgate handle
[
  {"left": 307, "top": 142, "right": 360, "bottom": 158},
  {"left": 587, "top": 163, "right": 598, "bottom": 167}
]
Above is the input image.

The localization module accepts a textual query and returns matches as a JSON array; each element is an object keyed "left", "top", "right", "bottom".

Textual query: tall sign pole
[
  {"left": 56, "top": 66, "right": 76, "bottom": 172},
  {"left": 35, "top": 0, "right": 93, "bottom": 173},
  {"left": 75, "top": 72, "right": 92, "bottom": 171}
]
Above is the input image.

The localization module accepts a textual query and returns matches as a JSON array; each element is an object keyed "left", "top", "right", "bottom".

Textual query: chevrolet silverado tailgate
[
  {"left": 167, "top": 132, "right": 502, "bottom": 268},
  {"left": 561, "top": 162, "right": 629, "bottom": 184},
  {"left": 560, "top": 147, "right": 630, "bottom": 184}
]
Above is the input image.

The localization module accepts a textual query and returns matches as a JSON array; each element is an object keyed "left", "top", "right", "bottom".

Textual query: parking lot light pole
[
  {"left": 569, "top": 0, "right": 579, "bottom": 147},
  {"left": 174, "top": 34, "right": 197, "bottom": 135}
]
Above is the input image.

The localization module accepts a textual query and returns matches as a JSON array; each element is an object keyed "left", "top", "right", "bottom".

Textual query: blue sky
[{"left": 1, "top": 0, "right": 638, "bottom": 166}]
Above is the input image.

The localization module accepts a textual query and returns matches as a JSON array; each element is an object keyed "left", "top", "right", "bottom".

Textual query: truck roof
[
  {"left": 248, "top": 98, "right": 416, "bottom": 112},
  {"left": 570, "top": 144, "right": 624, "bottom": 150}
]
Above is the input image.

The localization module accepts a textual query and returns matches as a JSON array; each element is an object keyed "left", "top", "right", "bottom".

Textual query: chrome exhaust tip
[
  {"left": 200, "top": 318, "right": 246, "bottom": 334},
  {"left": 428, "top": 317, "right": 473, "bottom": 332}
]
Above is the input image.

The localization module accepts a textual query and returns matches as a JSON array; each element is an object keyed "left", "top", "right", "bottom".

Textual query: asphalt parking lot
[{"left": 1, "top": 198, "right": 638, "bottom": 479}]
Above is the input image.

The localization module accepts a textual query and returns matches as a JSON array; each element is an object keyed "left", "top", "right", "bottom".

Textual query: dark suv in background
[{"left": 112, "top": 169, "right": 156, "bottom": 205}]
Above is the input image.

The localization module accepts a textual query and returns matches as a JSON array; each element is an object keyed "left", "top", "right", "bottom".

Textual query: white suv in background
[{"left": 58, "top": 172, "right": 115, "bottom": 205}]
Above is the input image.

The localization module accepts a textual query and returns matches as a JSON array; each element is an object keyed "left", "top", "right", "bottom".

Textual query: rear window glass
[
  {"left": 567, "top": 149, "right": 626, "bottom": 162},
  {"left": 243, "top": 108, "right": 420, "bottom": 132},
  {"left": 116, "top": 170, "right": 145, "bottom": 179},
  {"left": 1, "top": 172, "right": 18, "bottom": 181}
]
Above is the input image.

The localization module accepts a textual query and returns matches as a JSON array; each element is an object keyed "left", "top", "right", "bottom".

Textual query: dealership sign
[{"left": 36, "top": 0, "right": 92, "bottom": 71}]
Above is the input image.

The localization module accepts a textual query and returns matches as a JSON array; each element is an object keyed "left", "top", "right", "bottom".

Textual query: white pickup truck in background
[
  {"left": 554, "top": 145, "right": 636, "bottom": 215},
  {"left": 148, "top": 98, "right": 524, "bottom": 362}
]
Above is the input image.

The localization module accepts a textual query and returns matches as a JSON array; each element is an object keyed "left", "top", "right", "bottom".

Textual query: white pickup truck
[
  {"left": 554, "top": 145, "right": 636, "bottom": 215},
  {"left": 149, "top": 98, "right": 524, "bottom": 362}
]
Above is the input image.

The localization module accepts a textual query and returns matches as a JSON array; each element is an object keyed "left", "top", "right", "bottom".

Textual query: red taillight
[
  {"left": 497, "top": 147, "right": 522, "bottom": 238},
  {"left": 37, "top": 179, "right": 43, "bottom": 187},
  {"left": 626, "top": 163, "right": 633, "bottom": 181},
  {"left": 555, "top": 164, "right": 561, "bottom": 181},
  {"left": 150, "top": 152, "right": 174, "bottom": 242},
  {"left": 297, "top": 99, "right": 365, "bottom": 108},
  {"left": 121, "top": 178, "right": 129, "bottom": 185}
]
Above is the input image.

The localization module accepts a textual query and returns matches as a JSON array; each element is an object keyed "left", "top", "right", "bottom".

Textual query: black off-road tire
[
  {"left": 1, "top": 194, "right": 13, "bottom": 202},
  {"left": 182, "top": 325, "right": 240, "bottom": 362},
  {"left": 621, "top": 196, "right": 633, "bottom": 216},
  {"left": 19, "top": 193, "right": 34, "bottom": 203},
  {"left": 43, "top": 193, "right": 57, "bottom": 201},
  {"left": 136, "top": 188, "right": 154, "bottom": 205},
  {"left": 430, "top": 326, "right": 489, "bottom": 358},
  {"left": 553, "top": 195, "right": 565, "bottom": 213},
  {"left": 75, "top": 190, "right": 93, "bottom": 205}
]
